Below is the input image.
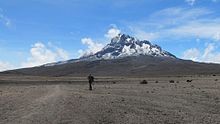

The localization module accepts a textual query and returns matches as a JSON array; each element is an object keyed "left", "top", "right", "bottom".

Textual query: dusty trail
[
  {"left": 0, "top": 84, "right": 121, "bottom": 124},
  {"left": 18, "top": 85, "right": 63, "bottom": 124},
  {"left": 0, "top": 76, "right": 220, "bottom": 124}
]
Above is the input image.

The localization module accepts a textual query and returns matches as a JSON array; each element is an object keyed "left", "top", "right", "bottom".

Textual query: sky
[{"left": 0, "top": 0, "right": 220, "bottom": 71}]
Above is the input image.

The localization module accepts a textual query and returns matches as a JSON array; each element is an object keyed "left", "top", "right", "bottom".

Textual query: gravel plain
[{"left": 0, "top": 75, "right": 220, "bottom": 124}]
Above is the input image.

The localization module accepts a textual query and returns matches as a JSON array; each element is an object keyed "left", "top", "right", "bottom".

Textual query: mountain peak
[
  {"left": 44, "top": 33, "right": 176, "bottom": 67},
  {"left": 110, "top": 33, "right": 136, "bottom": 44},
  {"left": 81, "top": 33, "right": 176, "bottom": 60}
]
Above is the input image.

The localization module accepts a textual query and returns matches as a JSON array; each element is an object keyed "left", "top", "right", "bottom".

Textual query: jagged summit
[
  {"left": 44, "top": 33, "right": 176, "bottom": 67},
  {"left": 81, "top": 33, "right": 176, "bottom": 60}
]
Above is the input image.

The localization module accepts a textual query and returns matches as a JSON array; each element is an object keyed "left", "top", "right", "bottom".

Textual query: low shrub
[
  {"left": 169, "top": 80, "right": 175, "bottom": 83},
  {"left": 186, "top": 80, "right": 192, "bottom": 82},
  {"left": 140, "top": 80, "right": 148, "bottom": 84}
]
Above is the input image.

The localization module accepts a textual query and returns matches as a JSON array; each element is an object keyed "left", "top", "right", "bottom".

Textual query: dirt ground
[{"left": 0, "top": 75, "right": 220, "bottom": 124}]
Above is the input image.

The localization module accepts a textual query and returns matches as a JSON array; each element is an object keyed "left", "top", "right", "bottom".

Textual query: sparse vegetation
[
  {"left": 140, "top": 80, "right": 148, "bottom": 84},
  {"left": 0, "top": 75, "right": 220, "bottom": 124},
  {"left": 169, "top": 80, "right": 175, "bottom": 83},
  {"left": 186, "top": 80, "right": 192, "bottom": 82}
]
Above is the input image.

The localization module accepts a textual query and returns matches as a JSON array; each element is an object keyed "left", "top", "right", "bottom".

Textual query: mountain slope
[
  {"left": 2, "top": 34, "right": 220, "bottom": 77},
  {"left": 3, "top": 55, "right": 220, "bottom": 77}
]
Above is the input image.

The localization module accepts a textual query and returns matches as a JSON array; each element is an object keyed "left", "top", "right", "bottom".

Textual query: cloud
[
  {"left": 182, "top": 43, "right": 220, "bottom": 63},
  {"left": 183, "top": 48, "right": 200, "bottom": 61},
  {"left": 130, "top": 28, "right": 159, "bottom": 41},
  {"left": 185, "top": 0, "right": 196, "bottom": 6},
  {"left": 212, "top": 0, "right": 219, "bottom": 2},
  {"left": 201, "top": 43, "right": 219, "bottom": 62},
  {"left": 0, "top": 61, "right": 14, "bottom": 71},
  {"left": 168, "top": 21, "right": 220, "bottom": 41},
  {"left": 0, "top": 9, "right": 11, "bottom": 27},
  {"left": 105, "top": 27, "right": 121, "bottom": 39},
  {"left": 151, "top": 7, "right": 212, "bottom": 23},
  {"left": 78, "top": 26, "right": 121, "bottom": 57},
  {"left": 213, "top": 32, "right": 220, "bottom": 41},
  {"left": 22, "top": 42, "right": 69, "bottom": 67},
  {"left": 78, "top": 38, "right": 104, "bottom": 57},
  {"left": 47, "top": 42, "right": 69, "bottom": 60},
  {"left": 129, "top": 7, "right": 220, "bottom": 42},
  {"left": 56, "top": 48, "right": 69, "bottom": 60}
]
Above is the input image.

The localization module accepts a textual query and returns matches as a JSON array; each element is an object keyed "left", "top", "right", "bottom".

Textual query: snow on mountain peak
[
  {"left": 110, "top": 34, "right": 136, "bottom": 44},
  {"left": 80, "top": 33, "right": 176, "bottom": 60},
  {"left": 44, "top": 33, "right": 176, "bottom": 67}
]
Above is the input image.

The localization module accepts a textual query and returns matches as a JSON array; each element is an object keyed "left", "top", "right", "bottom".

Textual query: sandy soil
[{"left": 0, "top": 75, "right": 220, "bottom": 124}]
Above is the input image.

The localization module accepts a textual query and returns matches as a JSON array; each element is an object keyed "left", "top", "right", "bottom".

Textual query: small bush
[
  {"left": 215, "top": 79, "right": 218, "bottom": 81},
  {"left": 112, "top": 81, "right": 116, "bottom": 84},
  {"left": 169, "top": 80, "right": 175, "bottom": 83},
  {"left": 140, "top": 80, "right": 148, "bottom": 84},
  {"left": 155, "top": 81, "right": 159, "bottom": 83},
  {"left": 186, "top": 80, "right": 192, "bottom": 82}
]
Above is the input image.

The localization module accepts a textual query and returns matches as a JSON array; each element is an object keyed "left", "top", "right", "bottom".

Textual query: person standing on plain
[{"left": 88, "top": 74, "right": 94, "bottom": 90}]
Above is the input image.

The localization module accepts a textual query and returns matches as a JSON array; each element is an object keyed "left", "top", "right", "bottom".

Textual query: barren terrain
[{"left": 0, "top": 75, "right": 220, "bottom": 124}]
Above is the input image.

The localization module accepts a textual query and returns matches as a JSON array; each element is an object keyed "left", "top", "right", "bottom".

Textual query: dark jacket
[{"left": 88, "top": 75, "right": 94, "bottom": 83}]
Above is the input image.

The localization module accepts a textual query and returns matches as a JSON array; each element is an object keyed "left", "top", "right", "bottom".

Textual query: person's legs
[{"left": 89, "top": 82, "right": 92, "bottom": 90}]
